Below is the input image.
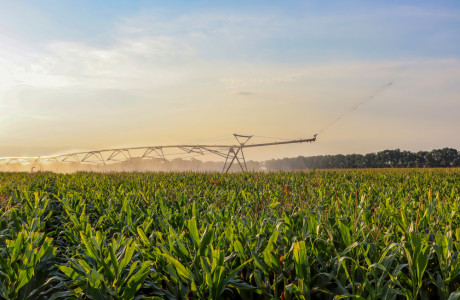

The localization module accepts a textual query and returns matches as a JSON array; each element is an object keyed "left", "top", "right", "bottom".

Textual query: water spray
[{"left": 317, "top": 81, "right": 394, "bottom": 135}]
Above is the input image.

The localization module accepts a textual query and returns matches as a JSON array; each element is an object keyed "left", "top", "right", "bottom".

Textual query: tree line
[
  {"left": 8, "top": 148, "right": 458, "bottom": 172},
  {"left": 264, "top": 148, "right": 460, "bottom": 170}
]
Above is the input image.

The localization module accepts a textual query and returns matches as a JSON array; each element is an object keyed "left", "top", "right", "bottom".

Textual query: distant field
[{"left": 0, "top": 169, "right": 459, "bottom": 299}]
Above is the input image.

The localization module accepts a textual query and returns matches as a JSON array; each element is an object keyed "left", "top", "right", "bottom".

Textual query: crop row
[{"left": 0, "top": 169, "right": 459, "bottom": 299}]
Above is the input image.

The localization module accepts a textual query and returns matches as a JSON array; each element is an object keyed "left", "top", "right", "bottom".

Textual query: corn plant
[
  {"left": 59, "top": 228, "right": 150, "bottom": 299},
  {"left": 0, "top": 227, "right": 56, "bottom": 299},
  {"left": 0, "top": 169, "right": 458, "bottom": 298}
]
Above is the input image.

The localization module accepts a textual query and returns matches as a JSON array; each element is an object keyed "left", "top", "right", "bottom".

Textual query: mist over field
[
  {"left": 0, "top": 158, "right": 260, "bottom": 173},
  {"left": 2, "top": 147, "right": 458, "bottom": 173}
]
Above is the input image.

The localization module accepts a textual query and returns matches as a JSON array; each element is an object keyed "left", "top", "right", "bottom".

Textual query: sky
[{"left": 0, "top": 0, "right": 459, "bottom": 161}]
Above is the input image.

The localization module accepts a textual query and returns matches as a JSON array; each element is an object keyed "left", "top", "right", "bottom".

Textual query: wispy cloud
[
  {"left": 233, "top": 91, "right": 254, "bottom": 96},
  {"left": 0, "top": 2, "right": 459, "bottom": 157}
]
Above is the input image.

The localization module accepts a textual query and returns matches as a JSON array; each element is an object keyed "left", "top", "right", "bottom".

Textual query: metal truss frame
[{"left": 0, "top": 134, "right": 317, "bottom": 173}]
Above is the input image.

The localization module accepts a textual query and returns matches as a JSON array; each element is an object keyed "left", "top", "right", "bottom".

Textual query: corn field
[{"left": 0, "top": 169, "right": 459, "bottom": 299}]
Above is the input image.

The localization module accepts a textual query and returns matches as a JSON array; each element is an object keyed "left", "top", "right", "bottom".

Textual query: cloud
[
  {"left": 0, "top": 6, "right": 459, "bottom": 158},
  {"left": 232, "top": 91, "right": 254, "bottom": 96}
]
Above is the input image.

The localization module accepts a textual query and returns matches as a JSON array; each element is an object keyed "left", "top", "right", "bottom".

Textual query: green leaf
[
  {"left": 0, "top": 256, "right": 14, "bottom": 279},
  {"left": 293, "top": 241, "right": 309, "bottom": 280},
  {"left": 108, "top": 244, "right": 119, "bottom": 277},
  {"left": 16, "top": 266, "right": 34, "bottom": 292},
  {"left": 252, "top": 251, "right": 269, "bottom": 275},
  {"left": 233, "top": 240, "right": 245, "bottom": 259},
  {"left": 448, "top": 291, "right": 460, "bottom": 300},
  {"left": 211, "top": 266, "right": 226, "bottom": 299},
  {"left": 337, "top": 219, "right": 352, "bottom": 247},
  {"left": 262, "top": 251, "right": 281, "bottom": 273},
  {"left": 415, "top": 245, "right": 429, "bottom": 285},
  {"left": 35, "top": 237, "right": 53, "bottom": 265},
  {"left": 59, "top": 265, "right": 80, "bottom": 280},
  {"left": 217, "top": 259, "right": 252, "bottom": 298},
  {"left": 264, "top": 230, "right": 279, "bottom": 252},
  {"left": 136, "top": 226, "right": 150, "bottom": 247},
  {"left": 199, "top": 226, "right": 214, "bottom": 257},
  {"left": 200, "top": 256, "right": 212, "bottom": 274},
  {"left": 119, "top": 241, "right": 135, "bottom": 272},
  {"left": 121, "top": 261, "right": 150, "bottom": 300},
  {"left": 79, "top": 232, "right": 98, "bottom": 261},
  {"left": 159, "top": 252, "right": 193, "bottom": 281},
  {"left": 269, "top": 202, "right": 280, "bottom": 208},
  {"left": 10, "top": 232, "right": 24, "bottom": 263},
  {"left": 187, "top": 218, "right": 200, "bottom": 247}
]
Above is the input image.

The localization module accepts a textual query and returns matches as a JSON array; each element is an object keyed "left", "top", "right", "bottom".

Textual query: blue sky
[
  {"left": 0, "top": 1, "right": 459, "bottom": 159},
  {"left": 3, "top": 0, "right": 459, "bottom": 61}
]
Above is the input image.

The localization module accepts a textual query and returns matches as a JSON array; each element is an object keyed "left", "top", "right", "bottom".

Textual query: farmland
[{"left": 0, "top": 169, "right": 459, "bottom": 299}]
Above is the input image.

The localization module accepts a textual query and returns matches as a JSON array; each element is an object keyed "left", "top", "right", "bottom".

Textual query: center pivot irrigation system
[{"left": 0, "top": 133, "right": 317, "bottom": 173}]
